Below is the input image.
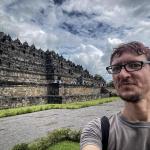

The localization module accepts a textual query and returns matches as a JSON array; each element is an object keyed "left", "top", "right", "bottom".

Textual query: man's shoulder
[{"left": 84, "top": 113, "right": 120, "bottom": 129}]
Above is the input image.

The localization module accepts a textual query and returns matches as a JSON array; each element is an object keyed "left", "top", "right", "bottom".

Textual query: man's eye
[
  {"left": 128, "top": 62, "right": 141, "bottom": 69},
  {"left": 112, "top": 66, "right": 121, "bottom": 72}
]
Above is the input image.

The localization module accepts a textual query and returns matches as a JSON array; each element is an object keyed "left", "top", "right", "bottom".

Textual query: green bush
[
  {"left": 68, "top": 130, "right": 81, "bottom": 142},
  {"left": 12, "top": 128, "right": 81, "bottom": 150},
  {"left": 12, "top": 143, "right": 29, "bottom": 150}
]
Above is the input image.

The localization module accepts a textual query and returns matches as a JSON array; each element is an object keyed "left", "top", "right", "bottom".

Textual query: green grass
[
  {"left": 48, "top": 140, "right": 79, "bottom": 150},
  {"left": 0, "top": 97, "right": 118, "bottom": 118}
]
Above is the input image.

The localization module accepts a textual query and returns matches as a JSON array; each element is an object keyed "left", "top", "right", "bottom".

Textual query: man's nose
[{"left": 118, "top": 67, "right": 131, "bottom": 78}]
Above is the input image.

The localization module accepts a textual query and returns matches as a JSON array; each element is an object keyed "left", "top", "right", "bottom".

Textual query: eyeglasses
[{"left": 106, "top": 61, "right": 150, "bottom": 74}]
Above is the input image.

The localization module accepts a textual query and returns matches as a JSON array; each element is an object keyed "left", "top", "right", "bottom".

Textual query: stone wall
[
  {"left": 0, "top": 96, "right": 48, "bottom": 109},
  {"left": 0, "top": 85, "right": 48, "bottom": 97},
  {"left": 61, "top": 94, "right": 101, "bottom": 103},
  {"left": 0, "top": 68, "right": 47, "bottom": 84},
  {"left": 60, "top": 84, "right": 100, "bottom": 96}
]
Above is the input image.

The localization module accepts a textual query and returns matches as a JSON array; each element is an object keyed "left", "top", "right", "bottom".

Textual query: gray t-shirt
[{"left": 80, "top": 113, "right": 150, "bottom": 150}]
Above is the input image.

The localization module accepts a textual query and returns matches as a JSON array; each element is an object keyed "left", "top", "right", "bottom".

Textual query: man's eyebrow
[
  {"left": 111, "top": 62, "right": 122, "bottom": 66},
  {"left": 112, "top": 61, "right": 137, "bottom": 65}
]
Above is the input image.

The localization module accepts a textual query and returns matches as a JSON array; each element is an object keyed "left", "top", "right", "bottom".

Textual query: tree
[{"left": 106, "top": 80, "right": 114, "bottom": 88}]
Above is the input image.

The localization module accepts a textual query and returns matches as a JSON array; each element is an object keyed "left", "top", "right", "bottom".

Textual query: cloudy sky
[{"left": 0, "top": 0, "right": 150, "bottom": 81}]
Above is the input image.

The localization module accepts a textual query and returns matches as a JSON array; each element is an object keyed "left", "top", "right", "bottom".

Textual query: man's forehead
[
  {"left": 111, "top": 53, "right": 146, "bottom": 65},
  {"left": 112, "top": 48, "right": 139, "bottom": 57}
]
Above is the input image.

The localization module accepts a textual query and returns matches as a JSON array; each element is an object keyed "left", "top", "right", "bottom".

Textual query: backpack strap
[{"left": 101, "top": 116, "right": 110, "bottom": 150}]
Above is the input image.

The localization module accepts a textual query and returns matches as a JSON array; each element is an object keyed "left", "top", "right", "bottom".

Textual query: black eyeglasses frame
[{"left": 106, "top": 60, "right": 150, "bottom": 74}]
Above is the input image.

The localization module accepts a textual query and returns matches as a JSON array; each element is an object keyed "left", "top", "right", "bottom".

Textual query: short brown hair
[{"left": 110, "top": 41, "right": 150, "bottom": 64}]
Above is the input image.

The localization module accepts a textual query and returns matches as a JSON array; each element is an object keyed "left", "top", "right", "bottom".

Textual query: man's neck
[{"left": 122, "top": 99, "right": 150, "bottom": 122}]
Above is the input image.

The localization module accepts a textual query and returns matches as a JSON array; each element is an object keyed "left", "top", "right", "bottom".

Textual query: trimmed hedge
[{"left": 12, "top": 128, "right": 81, "bottom": 150}]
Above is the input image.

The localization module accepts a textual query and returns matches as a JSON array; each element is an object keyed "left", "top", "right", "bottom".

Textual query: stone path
[{"left": 0, "top": 100, "right": 124, "bottom": 150}]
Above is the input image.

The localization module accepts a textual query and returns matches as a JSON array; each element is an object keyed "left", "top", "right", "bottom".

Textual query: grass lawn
[{"left": 48, "top": 141, "right": 79, "bottom": 150}]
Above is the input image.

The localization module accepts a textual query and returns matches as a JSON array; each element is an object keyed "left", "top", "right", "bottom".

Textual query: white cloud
[
  {"left": 108, "top": 38, "right": 123, "bottom": 48},
  {"left": 62, "top": 0, "right": 101, "bottom": 14},
  {"left": 68, "top": 44, "right": 104, "bottom": 76}
]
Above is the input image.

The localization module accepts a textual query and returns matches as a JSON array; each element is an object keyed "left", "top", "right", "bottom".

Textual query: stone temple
[{"left": 0, "top": 32, "right": 107, "bottom": 109}]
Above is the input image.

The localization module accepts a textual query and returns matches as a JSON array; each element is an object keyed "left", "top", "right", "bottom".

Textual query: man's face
[{"left": 112, "top": 53, "right": 150, "bottom": 102}]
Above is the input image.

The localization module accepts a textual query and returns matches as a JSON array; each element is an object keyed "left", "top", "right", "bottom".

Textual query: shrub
[
  {"left": 12, "top": 143, "right": 29, "bottom": 150},
  {"left": 17, "top": 128, "right": 81, "bottom": 150},
  {"left": 68, "top": 129, "right": 81, "bottom": 142}
]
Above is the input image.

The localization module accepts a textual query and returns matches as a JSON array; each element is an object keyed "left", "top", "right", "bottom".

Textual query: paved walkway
[{"left": 0, "top": 100, "right": 124, "bottom": 150}]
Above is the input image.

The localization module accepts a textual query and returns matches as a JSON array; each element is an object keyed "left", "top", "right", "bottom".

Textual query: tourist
[{"left": 80, "top": 41, "right": 150, "bottom": 150}]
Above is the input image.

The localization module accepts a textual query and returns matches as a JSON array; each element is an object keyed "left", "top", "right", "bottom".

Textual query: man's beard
[
  {"left": 115, "top": 79, "right": 141, "bottom": 103},
  {"left": 119, "top": 93, "right": 141, "bottom": 103}
]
